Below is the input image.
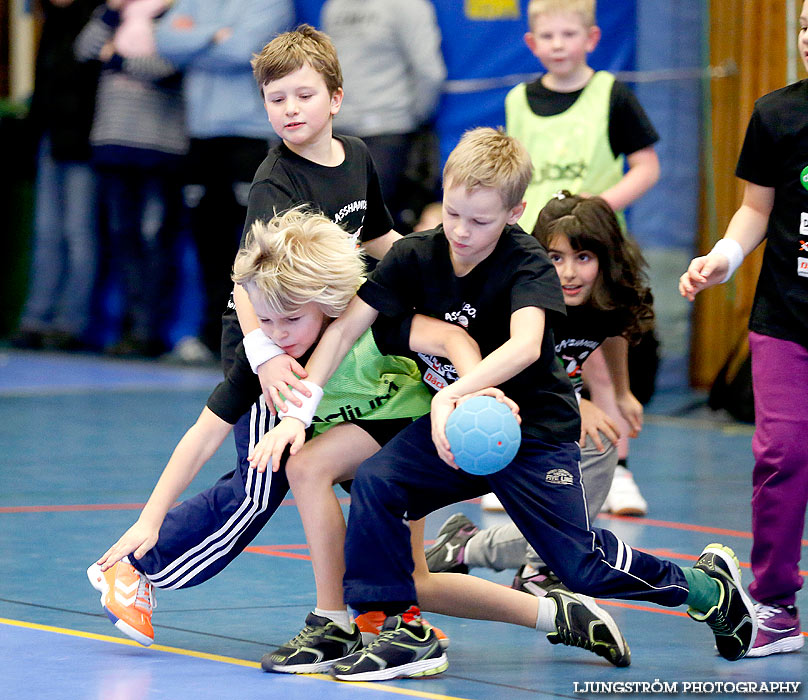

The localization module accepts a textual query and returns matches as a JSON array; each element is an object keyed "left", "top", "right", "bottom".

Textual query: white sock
[
  {"left": 314, "top": 607, "right": 353, "bottom": 633},
  {"left": 535, "top": 597, "right": 558, "bottom": 632}
]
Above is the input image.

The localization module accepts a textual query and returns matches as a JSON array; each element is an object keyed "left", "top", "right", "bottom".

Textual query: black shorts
[{"left": 337, "top": 417, "right": 417, "bottom": 493}]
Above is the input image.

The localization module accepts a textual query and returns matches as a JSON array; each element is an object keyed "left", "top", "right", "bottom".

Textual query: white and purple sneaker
[{"left": 746, "top": 603, "right": 804, "bottom": 657}]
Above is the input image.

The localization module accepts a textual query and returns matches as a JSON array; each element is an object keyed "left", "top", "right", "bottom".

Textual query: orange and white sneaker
[
  {"left": 87, "top": 560, "right": 156, "bottom": 646},
  {"left": 355, "top": 610, "right": 449, "bottom": 650}
]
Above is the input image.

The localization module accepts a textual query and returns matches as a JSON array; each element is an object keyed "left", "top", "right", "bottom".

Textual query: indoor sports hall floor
[{"left": 1, "top": 349, "right": 805, "bottom": 700}]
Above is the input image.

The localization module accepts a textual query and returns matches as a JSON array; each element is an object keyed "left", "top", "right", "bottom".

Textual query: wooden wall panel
[{"left": 691, "top": 0, "right": 790, "bottom": 386}]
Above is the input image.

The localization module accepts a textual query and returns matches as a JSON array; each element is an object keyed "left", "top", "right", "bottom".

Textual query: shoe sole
[
  {"left": 332, "top": 654, "right": 449, "bottom": 681},
  {"left": 86, "top": 563, "right": 154, "bottom": 647},
  {"left": 701, "top": 544, "right": 757, "bottom": 660},
  {"left": 568, "top": 594, "right": 631, "bottom": 667},
  {"left": 262, "top": 653, "right": 355, "bottom": 674},
  {"left": 746, "top": 634, "right": 805, "bottom": 658},
  {"left": 609, "top": 506, "right": 647, "bottom": 517}
]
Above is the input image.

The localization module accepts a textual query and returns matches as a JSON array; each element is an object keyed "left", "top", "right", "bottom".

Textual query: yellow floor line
[{"left": 0, "top": 617, "right": 469, "bottom": 700}]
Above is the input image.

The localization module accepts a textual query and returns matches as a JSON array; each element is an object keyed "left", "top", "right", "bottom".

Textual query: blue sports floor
[{"left": 1, "top": 349, "right": 805, "bottom": 699}]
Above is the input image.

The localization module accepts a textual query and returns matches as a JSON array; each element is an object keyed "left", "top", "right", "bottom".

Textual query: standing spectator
[
  {"left": 12, "top": 0, "right": 103, "bottom": 351},
  {"left": 76, "top": 0, "right": 188, "bottom": 358},
  {"left": 155, "top": 0, "right": 295, "bottom": 359},
  {"left": 321, "top": 0, "right": 446, "bottom": 230}
]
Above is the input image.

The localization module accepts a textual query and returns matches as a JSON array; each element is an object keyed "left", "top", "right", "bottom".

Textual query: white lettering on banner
[{"left": 573, "top": 679, "right": 802, "bottom": 694}]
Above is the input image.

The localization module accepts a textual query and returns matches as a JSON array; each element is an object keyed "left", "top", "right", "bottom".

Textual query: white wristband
[
  {"left": 243, "top": 328, "right": 285, "bottom": 374},
  {"left": 711, "top": 238, "right": 744, "bottom": 284},
  {"left": 278, "top": 381, "right": 324, "bottom": 429}
]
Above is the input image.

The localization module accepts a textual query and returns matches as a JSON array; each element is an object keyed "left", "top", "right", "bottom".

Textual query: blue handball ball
[{"left": 445, "top": 396, "right": 521, "bottom": 475}]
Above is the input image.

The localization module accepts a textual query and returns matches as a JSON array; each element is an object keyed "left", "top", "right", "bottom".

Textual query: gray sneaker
[
  {"left": 425, "top": 513, "right": 478, "bottom": 574},
  {"left": 512, "top": 564, "right": 568, "bottom": 597}
]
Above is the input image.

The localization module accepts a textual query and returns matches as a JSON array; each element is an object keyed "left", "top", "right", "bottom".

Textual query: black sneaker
[
  {"left": 546, "top": 589, "right": 631, "bottom": 667},
  {"left": 513, "top": 565, "right": 568, "bottom": 597},
  {"left": 261, "top": 612, "right": 362, "bottom": 674},
  {"left": 330, "top": 607, "right": 448, "bottom": 681},
  {"left": 686, "top": 543, "right": 756, "bottom": 661},
  {"left": 425, "top": 513, "right": 478, "bottom": 574}
]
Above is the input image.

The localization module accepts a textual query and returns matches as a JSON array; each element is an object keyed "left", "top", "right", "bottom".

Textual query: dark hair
[{"left": 532, "top": 191, "right": 654, "bottom": 344}]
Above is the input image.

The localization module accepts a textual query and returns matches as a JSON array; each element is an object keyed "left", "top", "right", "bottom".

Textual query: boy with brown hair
[
  {"left": 221, "top": 24, "right": 399, "bottom": 386},
  {"left": 258, "top": 127, "right": 756, "bottom": 681}
]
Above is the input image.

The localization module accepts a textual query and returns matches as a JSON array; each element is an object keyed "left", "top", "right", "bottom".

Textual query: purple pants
[{"left": 749, "top": 331, "right": 808, "bottom": 606}]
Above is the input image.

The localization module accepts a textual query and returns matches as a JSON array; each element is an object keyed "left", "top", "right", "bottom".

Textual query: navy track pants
[
  {"left": 344, "top": 415, "right": 689, "bottom": 608},
  {"left": 132, "top": 398, "right": 288, "bottom": 589}
]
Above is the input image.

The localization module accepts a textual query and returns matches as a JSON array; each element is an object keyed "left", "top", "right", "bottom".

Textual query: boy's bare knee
[{"left": 285, "top": 454, "right": 312, "bottom": 487}]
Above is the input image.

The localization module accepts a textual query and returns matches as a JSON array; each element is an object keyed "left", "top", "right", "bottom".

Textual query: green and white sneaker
[
  {"left": 261, "top": 612, "right": 362, "bottom": 674},
  {"left": 687, "top": 543, "right": 757, "bottom": 661},
  {"left": 330, "top": 606, "right": 448, "bottom": 681},
  {"left": 546, "top": 589, "right": 631, "bottom": 667}
]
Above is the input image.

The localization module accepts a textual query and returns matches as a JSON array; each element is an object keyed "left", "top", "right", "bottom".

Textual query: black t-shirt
[
  {"left": 221, "top": 135, "right": 395, "bottom": 372},
  {"left": 552, "top": 305, "right": 626, "bottom": 392},
  {"left": 736, "top": 79, "right": 808, "bottom": 348},
  {"left": 525, "top": 78, "right": 659, "bottom": 159},
  {"left": 363, "top": 224, "right": 580, "bottom": 443},
  {"left": 207, "top": 342, "right": 262, "bottom": 424}
]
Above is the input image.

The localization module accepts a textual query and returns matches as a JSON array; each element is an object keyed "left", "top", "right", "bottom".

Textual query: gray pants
[{"left": 464, "top": 435, "right": 617, "bottom": 571}]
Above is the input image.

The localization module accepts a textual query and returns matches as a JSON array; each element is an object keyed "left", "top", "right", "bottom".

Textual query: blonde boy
[
  {"left": 87, "top": 209, "right": 436, "bottom": 649},
  {"left": 510, "top": 0, "right": 660, "bottom": 231},
  {"left": 256, "top": 128, "right": 755, "bottom": 681}
]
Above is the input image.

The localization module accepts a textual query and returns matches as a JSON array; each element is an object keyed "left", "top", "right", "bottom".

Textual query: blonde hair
[
  {"left": 442, "top": 127, "right": 533, "bottom": 209},
  {"left": 527, "top": 0, "right": 596, "bottom": 29},
  {"left": 251, "top": 24, "right": 343, "bottom": 97},
  {"left": 232, "top": 208, "right": 364, "bottom": 318}
]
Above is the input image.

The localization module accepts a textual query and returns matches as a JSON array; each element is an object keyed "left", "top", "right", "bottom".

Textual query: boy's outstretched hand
[
  {"left": 430, "top": 387, "right": 520, "bottom": 468},
  {"left": 96, "top": 519, "right": 160, "bottom": 571},
  {"left": 248, "top": 417, "right": 306, "bottom": 472},
  {"left": 257, "top": 354, "right": 310, "bottom": 415}
]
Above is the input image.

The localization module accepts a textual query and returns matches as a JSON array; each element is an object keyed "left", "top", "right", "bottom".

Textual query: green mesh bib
[
  {"left": 312, "top": 329, "right": 432, "bottom": 436},
  {"left": 506, "top": 71, "right": 625, "bottom": 232}
]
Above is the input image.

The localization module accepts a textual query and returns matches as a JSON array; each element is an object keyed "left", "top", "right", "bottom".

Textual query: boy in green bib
[
  {"left": 504, "top": 0, "right": 661, "bottom": 519},
  {"left": 507, "top": 0, "right": 660, "bottom": 232}
]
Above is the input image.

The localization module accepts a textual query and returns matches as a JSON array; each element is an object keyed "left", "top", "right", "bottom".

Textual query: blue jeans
[
  {"left": 99, "top": 164, "right": 183, "bottom": 345},
  {"left": 20, "top": 133, "right": 98, "bottom": 336}
]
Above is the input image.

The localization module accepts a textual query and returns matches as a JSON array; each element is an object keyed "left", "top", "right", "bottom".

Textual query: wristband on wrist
[
  {"left": 243, "top": 328, "right": 285, "bottom": 374},
  {"left": 711, "top": 238, "right": 744, "bottom": 283},
  {"left": 278, "top": 381, "right": 324, "bottom": 428}
]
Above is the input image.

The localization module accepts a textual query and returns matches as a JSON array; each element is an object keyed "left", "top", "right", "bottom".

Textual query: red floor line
[
  {"left": 245, "top": 543, "right": 808, "bottom": 579},
  {"left": 0, "top": 503, "right": 146, "bottom": 513},
  {"left": 600, "top": 513, "right": 808, "bottom": 547},
  {"left": 4, "top": 502, "right": 808, "bottom": 550}
]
